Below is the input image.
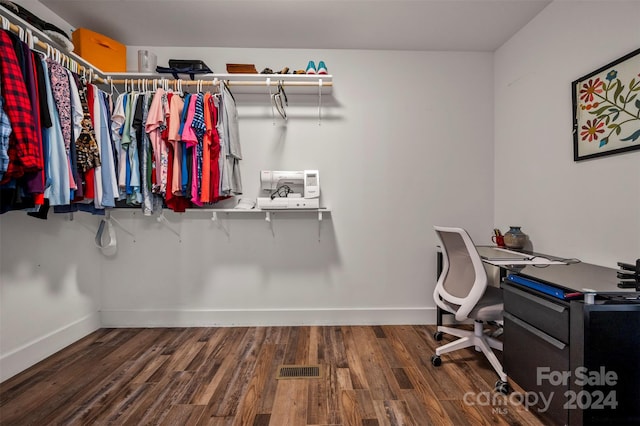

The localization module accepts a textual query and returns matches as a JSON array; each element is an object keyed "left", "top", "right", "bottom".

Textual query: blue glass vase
[{"left": 504, "top": 226, "right": 527, "bottom": 249}]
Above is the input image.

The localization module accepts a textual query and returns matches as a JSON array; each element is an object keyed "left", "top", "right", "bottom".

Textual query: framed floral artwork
[{"left": 572, "top": 48, "right": 640, "bottom": 161}]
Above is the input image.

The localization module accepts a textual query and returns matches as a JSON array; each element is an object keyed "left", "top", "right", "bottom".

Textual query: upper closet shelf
[
  {"left": 0, "top": 8, "right": 333, "bottom": 95},
  {"left": 0, "top": 7, "right": 103, "bottom": 77}
]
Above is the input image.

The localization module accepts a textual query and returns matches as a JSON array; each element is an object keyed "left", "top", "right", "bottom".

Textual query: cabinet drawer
[
  {"left": 504, "top": 314, "right": 569, "bottom": 425},
  {"left": 503, "top": 282, "right": 569, "bottom": 343}
]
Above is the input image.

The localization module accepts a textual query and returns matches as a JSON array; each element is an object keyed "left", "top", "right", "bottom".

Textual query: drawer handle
[
  {"left": 504, "top": 312, "right": 566, "bottom": 350},
  {"left": 504, "top": 283, "right": 566, "bottom": 313}
]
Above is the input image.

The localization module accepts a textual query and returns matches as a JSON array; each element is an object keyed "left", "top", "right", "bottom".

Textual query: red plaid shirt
[{"left": 0, "top": 30, "right": 42, "bottom": 183}]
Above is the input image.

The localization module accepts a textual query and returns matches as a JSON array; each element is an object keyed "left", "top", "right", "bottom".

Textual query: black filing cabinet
[
  {"left": 503, "top": 282, "right": 571, "bottom": 424},
  {"left": 503, "top": 278, "right": 640, "bottom": 425}
]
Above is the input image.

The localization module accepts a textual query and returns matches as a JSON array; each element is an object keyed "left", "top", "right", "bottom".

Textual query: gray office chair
[{"left": 431, "top": 226, "right": 508, "bottom": 393}]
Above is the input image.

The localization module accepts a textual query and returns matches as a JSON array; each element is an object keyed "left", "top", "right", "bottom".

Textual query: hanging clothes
[
  {"left": 67, "top": 69, "right": 83, "bottom": 200},
  {"left": 167, "top": 93, "right": 184, "bottom": 197},
  {"left": 42, "top": 58, "right": 70, "bottom": 206},
  {"left": 0, "top": 84, "right": 12, "bottom": 181},
  {"left": 1, "top": 25, "right": 243, "bottom": 216},
  {"left": 145, "top": 87, "right": 169, "bottom": 197},
  {"left": 0, "top": 30, "right": 41, "bottom": 183},
  {"left": 220, "top": 83, "right": 242, "bottom": 195}
]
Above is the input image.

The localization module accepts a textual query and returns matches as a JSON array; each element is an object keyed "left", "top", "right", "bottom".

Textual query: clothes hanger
[
  {"left": 274, "top": 80, "right": 288, "bottom": 121},
  {"left": 223, "top": 80, "right": 235, "bottom": 102},
  {"left": 25, "top": 28, "right": 33, "bottom": 49}
]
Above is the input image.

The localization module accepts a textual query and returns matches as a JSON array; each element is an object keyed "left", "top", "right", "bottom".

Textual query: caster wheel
[
  {"left": 431, "top": 354, "right": 442, "bottom": 367},
  {"left": 495, "top": 380, "right": 510, "bottom": 395},
  {"left": 433, "top": 331, "right": 443, "bottom": 341}
]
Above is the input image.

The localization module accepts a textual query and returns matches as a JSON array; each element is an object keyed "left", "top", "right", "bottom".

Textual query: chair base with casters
[{"left": 431, "top": 320, "right": 509, "bottom": 394}]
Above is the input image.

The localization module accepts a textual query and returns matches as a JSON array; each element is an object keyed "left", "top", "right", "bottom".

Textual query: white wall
[
  {"left": 494, "top": 0, "right": 640, "bottom": 266},
  {"left": 0, "top": 213, "right": 102, "bottom": 382},
  {"left": 95, "top": 47, "right": 495, "bottom": 326}
]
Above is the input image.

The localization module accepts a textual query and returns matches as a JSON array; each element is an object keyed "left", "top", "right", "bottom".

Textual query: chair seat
[{"left": 440, "top": 286, "right": 503, "bottom": 322}]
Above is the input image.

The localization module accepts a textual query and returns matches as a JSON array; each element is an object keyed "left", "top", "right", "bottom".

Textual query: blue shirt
[{"left": 0, "top": 88, "right": 12, "bottom": 181}]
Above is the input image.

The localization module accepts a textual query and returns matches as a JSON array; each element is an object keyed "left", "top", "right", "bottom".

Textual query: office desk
[
  {"left": 501, "top": 262, "right": 640, "bottom": 426},
  {"left": 435, "top": 247, "right": 640, "bottom": 425}
]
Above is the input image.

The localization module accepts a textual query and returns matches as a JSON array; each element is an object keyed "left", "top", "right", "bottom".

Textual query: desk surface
[{"left": 476, "top": 246, "right": 635, "bottom": 295}]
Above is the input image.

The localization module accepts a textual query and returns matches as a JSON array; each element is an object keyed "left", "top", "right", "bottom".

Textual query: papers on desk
[
  {"left": 478, "top": 247, "right": 568, "bottom": 266},
  {"left": 486, "top": 258, "right": 567, "bottom": 265}
]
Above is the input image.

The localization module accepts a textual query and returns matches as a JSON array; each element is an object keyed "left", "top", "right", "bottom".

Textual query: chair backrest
[{"left": 433, "top": 226, "right": 488, "bottom": 321}]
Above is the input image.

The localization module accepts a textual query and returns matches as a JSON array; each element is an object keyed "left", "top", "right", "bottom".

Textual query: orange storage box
[{"left": 72, "top": 28, "right": 126, "bottom": 72}]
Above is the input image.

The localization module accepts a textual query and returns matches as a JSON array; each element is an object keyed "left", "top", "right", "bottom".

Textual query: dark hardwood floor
[{"left": 0, "top": 325, "right": 545, "bottom": 425}]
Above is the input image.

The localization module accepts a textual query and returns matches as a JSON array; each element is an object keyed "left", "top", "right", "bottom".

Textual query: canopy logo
[{"left": 463, "top": 366, "right": 619, "bottom": 415}]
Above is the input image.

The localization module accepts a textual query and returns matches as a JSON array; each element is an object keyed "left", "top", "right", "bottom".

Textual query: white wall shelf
[
  {"left": 183, "top": 208, "right": 331, "bottom": 240},
  {"left": 1, "top": 8, "right": 332, "bottom": 95},
  {"left": 184, "top": 208, "right": 331, "bottom": 224}
]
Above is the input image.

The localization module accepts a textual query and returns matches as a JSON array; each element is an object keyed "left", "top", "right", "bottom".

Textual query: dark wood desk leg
[{"left": 436, "top": 250, "right": 443, "bottom": 327}]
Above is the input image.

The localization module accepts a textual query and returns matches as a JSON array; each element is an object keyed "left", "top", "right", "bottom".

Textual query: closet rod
[
  {"left": 1, "top": 14, "right": 107, "bottom": 84},
  {"left": 108, "top": 78, "right": 333, "bottom": 88}
]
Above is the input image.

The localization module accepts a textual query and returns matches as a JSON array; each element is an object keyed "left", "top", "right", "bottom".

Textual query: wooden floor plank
[
  {"left": 307, "top": 376, "right": 330, "bottom": 425},
  {"left": 374, "top": 399, "right": 416, "bottom": 426},
  {"left": 401, "top": 367, "right": 450, "bottom": 425},
  {"left": 351, "top": 326, "right": 398, "bottom": 401},
  {"left": 341, "top": 326, "right": 370, "bottom": 390},
  {"left": 190, "top": 327, "right": 250, "bottom": 406},
  {"left": 340, "top": 389, "right": 364, "bottom": 426},
  {"left": 0, "top": 326, "right": 546, "bottom": 426},
  {"left": 202, "top": 328, "right": 266, "bottom": 419},
  {"left": 159, "top": 403, "right": 206, "bottom": 425},
  {"left": 232, "top": 342, "right": 276, "bottom": 426},
  {"left": 256, "top": 343, "right": 287, "bottom": 416},
  {"left": 269, "top": 380, "right": 308, "bottom": 426},
  {"left": 324, "top": 326, "right": 348, "bottom": 368}
]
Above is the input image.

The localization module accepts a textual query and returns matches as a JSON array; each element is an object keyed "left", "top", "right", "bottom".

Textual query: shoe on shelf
[
  {"left": 278, "top": 66, "right": 290, "bottom": 74},
  {"left": 306, "top": 60, "right": 316, "bottom": 74},
  {"left": 317, "top": 61, "right": 328, "bottom": 75}
]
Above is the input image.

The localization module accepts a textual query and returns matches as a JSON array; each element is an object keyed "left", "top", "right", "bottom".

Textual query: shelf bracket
[
  {"left": 157, "top": 212, "right": 181, "bottom": 242},
  {"left": 211, "top": 211, "right": 230, "bottom": 240},
  {"left": 106, "top": 210, "right": 135, "bottom": 242},
  {"left": 265, "top": 211, "right": 275, "bottom": 237},
  {"left": 318, "top": 211, "right": 323, "bottom": 242}
]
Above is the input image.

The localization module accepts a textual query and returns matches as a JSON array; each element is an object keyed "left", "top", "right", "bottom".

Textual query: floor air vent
[{"left": 276, "top": 365, "right": 322, "bottom": 379}]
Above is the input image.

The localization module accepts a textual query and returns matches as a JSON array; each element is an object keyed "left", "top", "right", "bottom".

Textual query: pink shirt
[
  {"left": 145, "top": 89, "right": 169, "bottom": 194},
  {"left": 181, "top": 95, "right": 198, "bottom": 147},
  {"left": 168, "top": 95, "right": 184, "bottom": 195}
]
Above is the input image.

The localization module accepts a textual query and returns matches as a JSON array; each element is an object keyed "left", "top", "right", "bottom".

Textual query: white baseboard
[
  {"left": 0, "top": 313, "right": 101, "bottom": 383},
  {"left": 100, "top": 307, "right": 437, "bottom": 328}
]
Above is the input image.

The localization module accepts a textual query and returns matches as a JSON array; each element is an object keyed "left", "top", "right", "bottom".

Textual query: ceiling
[{"left": 40, "top": 0, "right": 552, "bottom": 52}]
